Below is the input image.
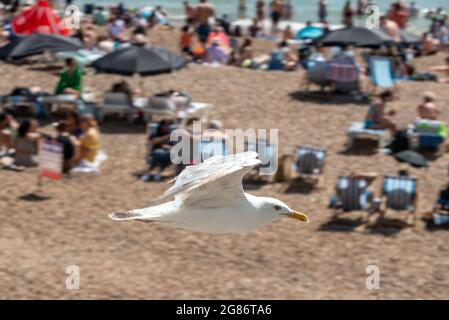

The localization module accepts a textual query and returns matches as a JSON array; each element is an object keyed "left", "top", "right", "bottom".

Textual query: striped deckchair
[
  {"left": 369, "top": 56, "right": 395, "bottom": 89},
  {"left": 333, "top": 176, "right": 372, "bottom": 214},
  {"left": 294, "top": 146, "right": 326, "bottom": 176},
  {"left": 381, "top": 175, "right": 417, "bottom": 224},
  {"left": 327, "top": 63, "right": 359, "bottom": 83}
]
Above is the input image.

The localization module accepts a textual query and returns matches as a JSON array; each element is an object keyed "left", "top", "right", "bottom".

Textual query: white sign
[{"left": 39, "top": 140, "right": 63, "bottom": 180}]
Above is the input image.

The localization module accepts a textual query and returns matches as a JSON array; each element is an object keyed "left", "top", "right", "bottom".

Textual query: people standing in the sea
[
  {"left": 282, "top": 0, "right": 293, "bottom": 21},
  {"left": 387, "top": 2, "right": 410, "bottom": 29},
  {"left": 318, "top": 0, "right": 327, "bottom": 23},
  {"left": 342, "top": 1, "right": 355, "bottom": 27},
  {"left": 256, "top": 0, "right": 265, "bottom": 22},
  {"left": 409, "top": 2, "right": 418, "bottom": 19},
  {"left": 270, "top": 0, "right": 283, "bottom": 31},
  {"left": 195, "top": 0, "right": 215, "bottom": 46},
  {"left": 183, "top": 1, "right": 196, "bottom": 26},
  {"left": 238, "top": 0, "right": 247, "bottom": 20},
  {"left": 356, "top": 0, "right": 366, "bottom": 17}
]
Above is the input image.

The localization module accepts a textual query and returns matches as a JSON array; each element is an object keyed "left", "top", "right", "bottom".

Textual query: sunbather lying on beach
[
  {"left": 364, "top": 89, "right": 397, "bottom": 134},
  {"left": 429, "top": 56, "right": 449, "bottom": 83}
]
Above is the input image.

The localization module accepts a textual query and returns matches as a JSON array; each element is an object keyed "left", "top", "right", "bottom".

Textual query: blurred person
[
  {"left": 282, "top": 25, "right": 293, "bottom": 40},
  {"left": 0, "top": 111, "right": 19, "bottom": 153},
  {"left": 55, "top": 121, "right": 78, "bottom": 173},
  {"left": 417, "top": 91, "right": 440, "bottom": 120},
  {"left": 256, "top": 0, "right": 265, "bottom": 21},
  {"left": 357, "top": 0, "right": 366, "bottom": 16},
  {"left": 421, "top": 32, "right": 438, "bottom": 55},
  {"left": 195, "top": 0, "right": 215, "bottom": 45},
  {"left": 342, "top": 1, "right": 355, "bottom": 27},
  {"left": 429, "top": 56, "right": 449, "bottom": 83},
  {"left": 249, "top": 18, "right": 261, "bottom": 38},
  {"left": 184, "top": 1, "right": 196, "bottom": 25},
  {"left": 142, "top": 119, "right": 175, "bottom": 182},
  {"left": 318, "top": 0, "right": 327, "bottom": 22},
  {"left": 364, "top": 89, "right": 397, "bottom": 134},
  {"left": 206, "top": 38, "right": 228, "bottom": 64},
  {"left": 55, "top": 58, "right": 82, "bottom": 98},
  {"left": 270, "top": 0, "right": 283, "bottom": 30},
  {"left": 61, "top": 110, "right": 83, "bottom": 138},
  {"left": 409, "top": 2, "right": 418, "bottom": 19},
  {"left": 14, "top": 118, "right": 40, "bottom": 167},
  {"left": 282, "top": 0, "right": 293, "bottom": 21},
  {"left": 238, "top": 0, "right": 247, "bottom": 19},
  {"left": 268, "top": 40, "right": 297, "bottom": 71},
  {"left": 380, "top": 15, "right": 400, "bottom": 42},
  {"left": 76, "top": 114, "right": 100, "bottom": 164},
  {"left": 180, "top": 25, "right": 193, "bottom": 55},
  {"left": 387, "top": 2, "right": 409, "bottom": 29}
]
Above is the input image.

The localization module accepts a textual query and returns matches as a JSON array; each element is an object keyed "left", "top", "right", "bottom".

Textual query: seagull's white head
[{"left": 256, "top": 197, "right": 309, "bottom": 223}]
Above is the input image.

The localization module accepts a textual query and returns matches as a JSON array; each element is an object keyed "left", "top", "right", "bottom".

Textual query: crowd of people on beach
[{"left": 1, "top": 0, "right": 449, "bottom": 225}]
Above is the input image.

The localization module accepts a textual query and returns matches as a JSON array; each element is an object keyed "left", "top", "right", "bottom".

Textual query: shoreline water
[{"left": 72, "top": 0, "right": 449, "bottom": 33}]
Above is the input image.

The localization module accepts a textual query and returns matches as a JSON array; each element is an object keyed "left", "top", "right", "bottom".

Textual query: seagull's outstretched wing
[{"left": 158, "top": 151, "right": 261, "bottom": 207}]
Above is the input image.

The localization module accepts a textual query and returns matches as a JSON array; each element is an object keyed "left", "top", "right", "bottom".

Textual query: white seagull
[{"left": 109, "top": 152, "right": 309, "bottom": 234}]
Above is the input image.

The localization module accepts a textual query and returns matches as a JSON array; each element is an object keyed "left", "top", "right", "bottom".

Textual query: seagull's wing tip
[{"left": 109, "top": 211, "right": 140, "bottom": 221}]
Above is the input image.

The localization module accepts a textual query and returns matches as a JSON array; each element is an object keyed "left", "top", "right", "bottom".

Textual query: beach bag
[{"left": 388, "top": 130, "right": 409, "bottom": 154}]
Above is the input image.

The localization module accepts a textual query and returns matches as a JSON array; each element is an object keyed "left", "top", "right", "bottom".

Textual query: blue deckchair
[
  {"left": 330, "top": 176, "right": 373, "bottom": 216},
  {"left": 380, "top": 175, "right": 417, "bottom": 225},
  {"left": 369, "top": 56, "right": 395, "bottom": 89},
  {"left": 295, "top": 146, "right": 326, "bottom": 176}
]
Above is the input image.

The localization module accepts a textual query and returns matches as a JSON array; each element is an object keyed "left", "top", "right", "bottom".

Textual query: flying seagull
[{"left": 109, "top": 152, "right": 309, "bottom": 234}]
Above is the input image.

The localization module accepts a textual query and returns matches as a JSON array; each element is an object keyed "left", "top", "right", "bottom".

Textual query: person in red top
[{"left": 387, "top": 2, "right": 409, "bottom": 29}]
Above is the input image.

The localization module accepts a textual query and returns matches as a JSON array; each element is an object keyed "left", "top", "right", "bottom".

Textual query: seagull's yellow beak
[{"left": 287, "top": 211, "right": 310, "bottom": 223}]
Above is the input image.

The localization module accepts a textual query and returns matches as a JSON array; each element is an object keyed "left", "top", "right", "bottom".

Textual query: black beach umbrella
[
  {"left": 91, "top": 44, "right": 187, "bottom": 76},
  {"left": 0, "top": 33, "right": 83, "bottom": 60},
  {"left": 318, "top": 26, "right": 396, "bottom": 48},
  {"left": 398, "top": 29, "right": 420, "bottom": 46},
  {"left": 394, "top": 150, "right": 427, "bottom": 168}
]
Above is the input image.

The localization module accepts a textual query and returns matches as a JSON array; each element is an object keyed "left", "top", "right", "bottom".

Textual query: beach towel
[
  {"left": 71, "top": 150, "right": 108, "bottom": 173},
  {"left": 327, "top": 63, "right": 358, "bottom": 82}
]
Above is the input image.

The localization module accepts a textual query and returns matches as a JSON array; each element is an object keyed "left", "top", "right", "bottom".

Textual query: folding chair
[
  {"left": 431, "top": 185, "right": 449, "bottom": 226},
  {"left": 244, "top": 139, "right": 278, "bottom": 182},
  {"left": 346, "top": 121, "right": 387, "bottom": 152},
  {"left": 379, "top": 175, "right": 417, "bottom": 226},
  {"left": 330, "top": 176, "right": 373, "bottom": 218},
  {"left": 96, "top": 92, "right": 134, "bottom": 123},
  {"left": 369, "top": 56, "right": 395, "bottom": 91},
  {"left": 278, "top": 146, "right": 326, "bottom": 187}
]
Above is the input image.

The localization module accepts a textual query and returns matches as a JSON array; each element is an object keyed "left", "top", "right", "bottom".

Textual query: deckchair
[
  {"left": 346, "top": 121, "right": 387, "bottom": 152},
  {"left": 304, "top": 61, "right": 332, "bottom": 93},
  {"left": 96, "top": 92, "right": 134, "bottom": 122},
  {"left": 379, "top": 175, "right": 417, "bottom": 225},
  {"left": 244, "top": 140, "right": 278, "bottom": 182},
  {"left": 431, "top": 184, "right": 449, "bottom": 226},
  {"left": 330, "top": 176, "right": 373, "bottom": 218},
  {"left": 278, "top": 146, "right": 326, "bottom": 187},
  {"left": 369, "top": 56, "right": 395, "bottom": 90}
]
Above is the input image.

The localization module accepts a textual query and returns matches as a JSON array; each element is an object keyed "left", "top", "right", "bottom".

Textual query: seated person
[
  {"left": 55, "top": 58, "right": 82, "bottom": 98},
  {"left": 14, "top": 119, "right": 40, "bottom": 167},
  {"left": 111, "top": 79, "right": 134, "bottom": 106},
  {"left": 268, "top": 41, "right": 297, "bottom": 71},
  {"left": 0, "top": 111, "right": 19, "bottom": 154},
  {"left": 55, "top": 122, "right": 79, "bottom": 174},
  {"left": 206, "top": 39, "right": 228, "bottom": 64},
  {"left": 142, "top": 119, "right": 175, "bottom": 182},
  {"left": 417, "top": 91, "right": 440, "bottom": 120},
  {"left": 282, "top": 25, "right": 294, "bottom": 41},
  {"left": 61, "top": 110, "right": 83, "bottom": 138},
  {"left": 364, "top": 89, "right": 397, "bottom": 134},
  {"left": 429, "top": 56, "right": 449, "bottom": 83},
  {"left": 76, "top": 114, "right": 100, "bottom": 164}
]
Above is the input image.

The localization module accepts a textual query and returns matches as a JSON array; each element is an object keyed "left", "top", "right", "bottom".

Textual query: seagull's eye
[{"left": 273, "top": 205, "right": 282, "bottom": 211}]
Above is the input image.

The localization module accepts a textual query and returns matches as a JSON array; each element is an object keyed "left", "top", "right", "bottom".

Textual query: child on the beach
[{"left": 180, "top": 25, "right": 192, "bottom": 55}]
